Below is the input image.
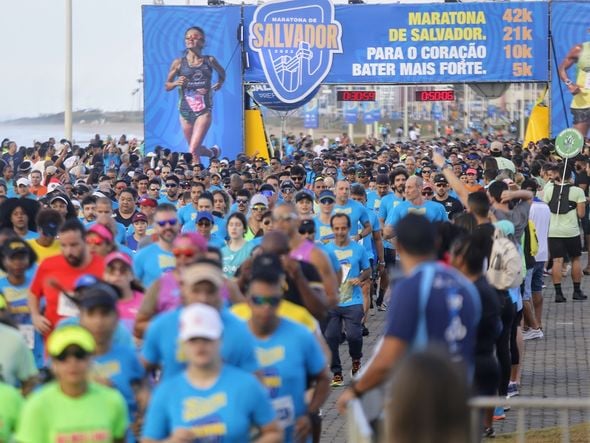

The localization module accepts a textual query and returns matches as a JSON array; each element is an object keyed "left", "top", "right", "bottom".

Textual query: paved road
[{"left": 320, "top": 269, "right": 590, "bottom": 440}]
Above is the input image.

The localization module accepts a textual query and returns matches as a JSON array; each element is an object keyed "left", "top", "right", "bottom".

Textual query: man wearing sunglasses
[
  {"left": 243, "top": 253, "right": 330, "bottom": 443},
  {"left": 280, "top": 179, "right": 297, "bottom": 203},
  {"left": 290, "top": 165, "right": 307, "bottom": 191},
  {"left": 157, "top": 175, "right": 180, "bottom": 207},
  {"left": 133, "top": 203, "right": 178, "bottom": 288},
  {"left": 431, "top": 174, "right": 464, "bottom": 220},
  {"left": 16, "top": 325, "right": 128, "bottom": 443}
]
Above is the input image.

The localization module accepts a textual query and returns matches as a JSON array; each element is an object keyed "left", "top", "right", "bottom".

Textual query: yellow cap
[{"left": 47, "top": 325, "right": 96, "bottom": 357}]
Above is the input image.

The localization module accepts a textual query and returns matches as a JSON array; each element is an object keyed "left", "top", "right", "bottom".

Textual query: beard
[{"left": 65, "top": 253, "right": 84, "bottom": 267}]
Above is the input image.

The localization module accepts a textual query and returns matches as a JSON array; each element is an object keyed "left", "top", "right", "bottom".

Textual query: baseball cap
[
  {"left": 49, "top": 195, "right": 68, "bottom": 205},
  {"left": 179, "top": 303, "right": 223, "bottom": 341},
  {"left": 433, "top": 174, "right": 448, "bottom": 184},
  {"left": 87, "top": 223, "right": 114, "bottom": 243},
  {"left": 319, "top": 190, "right": 336, "bottom": 202},
  {"left": 74, "top": 274, "right": 100, "bottom": 291},
  {"left": 196, "top": 211, "right": 214, "bottom": 223},
  {"left": 0, "top": 239, "right": 29, "bottom": 258},
  {"left": 16, "top": 177, "right": 30, "bottom": 187},
  {"left": 132, "top": 212, "right": 148, "bottom": 224},
  {"left": 376, "top": 174, "right": 389, "bottom": 185},
  {"left": 138, "top": 197, "right": 157, "bottom": 208},
  {"left": 377, "top": 165, "right": 389, "bottom": 174},
  {"left": 490, "top": 141, "right": 503, "bottom": 152},
  {"left": 466, "top": 168, "right": 477, "bottom": 175},
  {"left": 47, "top": 325, "right": 96, "bottom": 357},
  {"left": 295, "top": 190, "right": 314, "bottom": 203},
  {"left": 250, "top": 194, "right": 269, "bottom": 208},
  {"left": 78, "top": 283, "right": 120, "bottom": 311},
  {"left": 181, "top": 263, "right": 224, "bottom": 289},
  {"left": 251, "top": 253, "right": 284, "bottom": 281},
  {"left": 104, "top": 251, "right": 132, "bottom": 268},
  {"left": 45, "top": 165, "right": 57, "bottom": 175},
  {"left": 280, "top": 179, "right": 295, "bottom": 190}
]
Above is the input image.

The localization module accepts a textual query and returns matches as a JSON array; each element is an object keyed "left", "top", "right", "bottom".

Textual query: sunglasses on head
[
  {"left": 156, "top": 218, "right": 178, "bottom": 227},
  {"left": 251, "top": 295, "right": 281, "bottom": 307},
  {"left": 173, "top": 248, "right": 196, "bottom": 259},
  {"left": 55, "top": 348, "right": 89, "bottom": 362}
]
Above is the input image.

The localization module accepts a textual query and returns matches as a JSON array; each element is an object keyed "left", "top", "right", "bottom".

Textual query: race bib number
[
  {"left": 584, "top": 74, "right": 590, "bottom": 90},
  {"left": 57, "top": 292, "right": 79, "bottom": 317},
  {"left": 186, "top": 93, "right": 206, "bottom": 113},
  {"left": 341, "top": 263, "right": 351, "bottom": 282},
  {"left": 272, "top": 396, "right": 295, "bottom": 430},
  {"left": 19, "top": 324, "right": 35, "bottom": 349}
]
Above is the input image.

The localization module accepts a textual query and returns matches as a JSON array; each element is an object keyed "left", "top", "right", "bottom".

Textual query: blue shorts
[{"left": 523, "top": 261, "right": 545, "bottom": 300}]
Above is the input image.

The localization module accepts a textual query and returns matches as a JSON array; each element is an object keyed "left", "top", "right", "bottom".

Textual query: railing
[{"left": 469, "top": 397, "right": 590, "bottom": 443}]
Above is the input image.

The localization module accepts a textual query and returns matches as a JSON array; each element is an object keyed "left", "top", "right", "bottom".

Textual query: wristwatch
[{"left": 565, "top": 79, "right": 573, "bottom": 86}]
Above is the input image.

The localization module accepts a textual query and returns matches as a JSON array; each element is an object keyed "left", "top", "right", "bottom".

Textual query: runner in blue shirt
[
  {"left": 221, "top": 213, "right": 255, "bottom": 277},
  {"left": 243, "top": 254, "right": 330, "bottom": 442},
  {"left": 333, "top": 181, "right": 371, "bottom": 239},
  {"left": 157, "top": 176, "right": 180, "bottom": 207},
  {"left": 78, "top": 283, "right": 147, "bottom": 443},
  {"left": 323, "top": 213, "right": 370, "bottom": 387},
  {"left": 142, "top": 262, "right": 259, "bottom": 379},
  {"left": 132, "top": 204, "right": 178, "bottom": 288},
  {"left": 313, "top": 190, "right": 336, "bottom": 244},
  {"left": 142, "top": 303, "right": 280, "bottom": 443}
]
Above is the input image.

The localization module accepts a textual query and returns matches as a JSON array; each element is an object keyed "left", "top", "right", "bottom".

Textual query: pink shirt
[{"left": 117, "top": 290, "right": 143, "bottom": 332}]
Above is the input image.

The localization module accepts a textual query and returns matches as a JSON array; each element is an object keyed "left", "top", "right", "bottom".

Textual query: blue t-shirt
[
  {"left": 385, "top": 262, "right": 481, "bottom": 371},
  {"left": 0, "top": 270, "right": 44, "bottom": 367},
  {"left": 142, "top": 366, "right": 275, "bottom": 442},
  {"left": 57, "top": 317, "right": 135, "bottom": 349},
  {"left": 367, "top": 190, "right": 391, "bottom": 213},
  {"left": 253, "top": 319, "right": 325, "bottom": 442},
  {"left": 22, "top": 231, "right": 38, "bottom": 241},
  {"left": 316, "top": 243, "right": 341, "bottom": 274},
  {"left": 157, "top": 195, "right": 179, "bottom": 207},
  {"left": 92, "top": 343, "right": 145, "bottom": 420},
  {"left": 385, "top": 200, "right": 448, "bottom": 229},
  {"left": 142, "top": 307, "right": 259, "bottom": 380},
  {"left": 182, "top": 216, "right": 227, "bottom": 240},
  {"left": 361, "top": 211, "right": 381, "bottom": 261},
  {"left": 313, "top": 217, "right": 334, "bottom": 244},
  {"left": 133, "top": 243, "right": 175, "bottom": 288},
  {"left": 221, "top": 241, "right": 255, "bottom": 277},
  {"left": 333, "top": 200, "right": 369, "bottom": 236},
  {"left": 177, "top": 204, "right": 198, "bottom": 226},
  {"left": 324, "top": 241, "right": 370, "bottom": 307},
  {"left": 378, "top": 193, "right": 404, "bottom": 250}
]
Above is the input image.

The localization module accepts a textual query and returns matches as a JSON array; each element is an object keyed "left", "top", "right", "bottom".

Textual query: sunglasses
[
  {"left": 156, "top": 218, "right": 178, "bottom": 227},
  {"left": 422, "top": 170, "right": 432, "bottom": 174},
  {"left": 149, "top": 188, "right": 160, "bottom": 192},
  {"left": 55, "top": 348, "right": 89, "bottom": 362},
  {"left": 261, "top": 190, "right": 275, "bottom": 198},
  {"left": 435, "top": 183, "right": 447, "bottom": 187},
  {"left": 273, "top": 213, "right": 297, "bottom": 222},
  {"left": 252, "top": 205, "right": 266, "bottom": 212},
  {"left": 320, "top": 198, "right": 335, "bottom": 205},
  {"left": 251, "top": 295, "right": 281, "bottom": 307},
  {"left": 166, "top": 183, "right": 178, "bottom": 188},
  {"left": 281, "top": 187, "right": 295, "bottom": 193},
  {"left": 197, "top": 220, "right": 212, "bottom": 227},
  {"left": 422, "top": 191, "right": 434, "bottom": 196},
  {"left": 86, "top": 236, "right": 107, "bottom": 246},
  {"left": 298, "top": 225, "right": 315, "bottom": 235},
  {"left": 291, "top": 176, "right": 304, "bottom": 181},
  {"left": 173, "top": 248, "right": 196, "bottom": 259},
  {"left": 237, "top": 199, "right": 248, "bottom": 205}
]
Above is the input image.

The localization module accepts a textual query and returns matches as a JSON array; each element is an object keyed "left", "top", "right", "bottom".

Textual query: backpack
[
  {"left": 487, "top": 229, "right": 524, "bottom": 290},
  {"left": 548, "top": 184, "right": 577, "bottom": 214}
]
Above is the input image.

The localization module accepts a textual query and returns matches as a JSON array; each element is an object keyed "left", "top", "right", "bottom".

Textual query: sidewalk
[{"left": 320, "top": 272, "right": 590, "bottom": 440}]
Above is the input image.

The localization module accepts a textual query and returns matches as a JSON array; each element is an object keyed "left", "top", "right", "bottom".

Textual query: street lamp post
[{"left": 65, "top": 0, "right": 73, "bottom": 141}]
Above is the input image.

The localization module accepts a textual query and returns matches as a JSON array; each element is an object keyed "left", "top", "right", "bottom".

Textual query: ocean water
[{"left": 0, "top": 122, "right": 144, "bottom": 146}]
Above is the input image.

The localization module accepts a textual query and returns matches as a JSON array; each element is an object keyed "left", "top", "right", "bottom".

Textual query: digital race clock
[
  {"left": 336, "top": 90, "right": 377, "bottom": 102},
  {"left": 414, "top": 90, "right": 455, "bottom": 102}
]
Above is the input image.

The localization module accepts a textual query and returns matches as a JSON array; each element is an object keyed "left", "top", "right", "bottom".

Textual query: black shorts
[
  {"left": 384, "top": 248, "right": 396, "bottom": 267},
  {"left": 549, "top": 236, "right": 582, "bottom": 259},
  {"left": 571, "top": 107, "right": 590, "bottom": 125}
]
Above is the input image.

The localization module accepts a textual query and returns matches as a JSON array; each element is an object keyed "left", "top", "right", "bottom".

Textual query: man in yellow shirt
[{"left": 26, "top": 209, "right": 62, "bottom": 264}]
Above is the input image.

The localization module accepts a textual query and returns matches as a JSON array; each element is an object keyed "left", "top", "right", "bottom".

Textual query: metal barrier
[{"left": 469, "top": 396, "right": 590, "bottom": 443}]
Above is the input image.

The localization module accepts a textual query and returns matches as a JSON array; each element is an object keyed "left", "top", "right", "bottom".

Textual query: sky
[{"left": 0, "top": 0, "right": 450, "bottom": 121}]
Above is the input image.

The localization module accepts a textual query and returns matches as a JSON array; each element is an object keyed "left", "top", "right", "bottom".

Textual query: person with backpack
[{"left": 542, "top": 163, "right": 587, "bottom": 302}]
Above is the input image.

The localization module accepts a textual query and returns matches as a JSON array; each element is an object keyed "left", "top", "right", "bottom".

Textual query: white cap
[
  {"left": 47, "top": 182, "right": 61, "bottom": 193},
  {"left": 16, "top": 177, "right": 30, "bottom": 187},
  {"left": 250, "top": 194, "right": 269, "bottom": 207},
  {"left": 179, "top": 303, "right": 223, "bottom": 341}
]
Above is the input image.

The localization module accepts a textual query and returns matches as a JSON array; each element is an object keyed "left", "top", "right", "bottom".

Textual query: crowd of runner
[{"left": 0, "top": 131, "right": 587, "bottom": 442}]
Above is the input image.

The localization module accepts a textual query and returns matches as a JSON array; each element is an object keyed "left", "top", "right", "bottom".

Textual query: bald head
[{"left": 261, "top": 231, "right": 290, "bottom": 255}]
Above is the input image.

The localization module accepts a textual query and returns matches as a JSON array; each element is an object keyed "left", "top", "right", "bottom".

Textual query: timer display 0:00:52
[{"left": 415, "top": 90, "right": 455, "bottom": 102}]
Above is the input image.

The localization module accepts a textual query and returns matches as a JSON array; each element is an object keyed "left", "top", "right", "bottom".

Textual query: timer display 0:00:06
[
  {"left": 336, "top": 91, "right": 376, "bottom": 101},
  {"left": 415, "top": 90, "right": 455, "bottom": 102}
]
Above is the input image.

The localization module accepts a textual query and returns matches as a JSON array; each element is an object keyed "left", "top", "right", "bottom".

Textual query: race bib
[
  {"left": 19, "top": 324, "right": 35, "bottom": 349},
  {"left": 341, "top": 263, "right": 351, "bottom": 282},
  {"left": 185, "top": 93, "right": 206, "bottom": 113},
  {"left": 584, "top": 73, "right": 590, "bottom": 90},
  {"left": 57, "top": 292, "right": 79, "bottom": 317},
  {"left": 272, "top": 396, "right": 295, "bottom": 430}
]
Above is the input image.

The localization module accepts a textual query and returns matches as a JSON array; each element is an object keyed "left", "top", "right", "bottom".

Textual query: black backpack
[{"left": 548, "top": 184, "right": 577, "bottom": 215}]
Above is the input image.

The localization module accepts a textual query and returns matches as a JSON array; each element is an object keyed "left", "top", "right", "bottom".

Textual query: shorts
[
  {"left": 549, "top": 236, "right": 582, "bottom": 259},
  {"left": 523, "top": 261, "right": 545, "bottom": 300},
  {"left": 384, "top": 248, "right": 396, "bottom": 267},
  {"left": 571, "top": 107, "right": 590, "bottom": 125}
]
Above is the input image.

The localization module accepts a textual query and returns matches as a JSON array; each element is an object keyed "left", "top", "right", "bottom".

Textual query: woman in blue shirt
[
  {"left": 221, "top": 213, "right": 254, "bottom": 277},
  {"left": 142, "top": 303, "right": 280, "bottom": 443}
]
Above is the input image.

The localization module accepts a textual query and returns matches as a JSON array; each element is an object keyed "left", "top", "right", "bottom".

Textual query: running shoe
[
  {"left": 482, "top": 427, "right": 496, "bottom": 439},
  {"left": 522, "top": 328, "right": 544, "bottom": 340},
  {"left": 351, "top": 359, "right": 362, "bottom": 377},
  {"left": 493, "top": 407, "right": 506, "bottom": 421},
  {"left": 377, "top": 303, "right": 387, "bottom": 312},
  {"left": 331, "top": 373, "right": 344, "bottom": 387},
  {"left": 507, "top": 382, "right": 519, "bottom": 398}
]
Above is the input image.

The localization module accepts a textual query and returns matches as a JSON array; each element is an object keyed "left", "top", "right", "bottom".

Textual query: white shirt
[{"left": 529, "top": 199, "right": 551, "bottom": 262}]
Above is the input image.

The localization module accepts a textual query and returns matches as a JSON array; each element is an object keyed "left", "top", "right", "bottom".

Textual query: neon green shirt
[
  {"left": 15, "top": 382, "right": 128, "bottom": 443},
  {"left": 0, "top": 382, "right": 22, "bottom": 442}
]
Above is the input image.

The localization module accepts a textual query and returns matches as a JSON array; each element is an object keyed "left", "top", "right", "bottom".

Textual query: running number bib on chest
[
  {"left": 57, "top": 292, "right": 80, "bottom": 317},
  {"left": 271, "top": 396, "right": 295, "bottom": 430},
  {"left": 584, "top": 73, "right": 590, "bottom": 90},
  {"left": 19, "top": 324, "right": 35, "bottom": 349}
]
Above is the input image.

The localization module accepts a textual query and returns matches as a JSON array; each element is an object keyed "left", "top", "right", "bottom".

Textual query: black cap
[
  {"left": 433, "top": 174, "right": 448, "bottom": 184},
  {"left": 377, "top": 165, "right": 389, "bottom": 174},
  {"left": 251, "top": 253, "right": 284, "bottom": 282},
  {"left": 295, "top": 191, "right": 314, "bottom": 203},
  {"left": 78, "top": 283, "right": 120, "bottom": 311},
  {"left": 1, "top": 239, "right": 29, "bottom": 258}
]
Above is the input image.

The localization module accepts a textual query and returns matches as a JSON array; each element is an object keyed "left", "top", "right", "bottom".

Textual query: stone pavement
[{"left": 320, "top": 268, "right": 590, "bottom": 441}]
